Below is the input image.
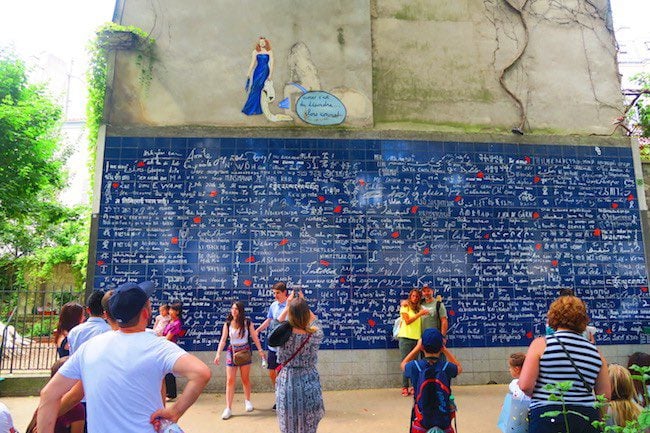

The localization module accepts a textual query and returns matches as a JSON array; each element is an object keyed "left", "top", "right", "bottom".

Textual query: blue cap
[
  {"left": 422, "top": 328, "right": 444, "bottom": 353},
  {"left": 108, "top": 281, "right": 155, "bottom": 324}
]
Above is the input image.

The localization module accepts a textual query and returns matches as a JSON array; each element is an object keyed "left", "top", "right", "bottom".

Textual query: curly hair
[{"left": 547, "top": 296, "right": 589, "bottom": 333}]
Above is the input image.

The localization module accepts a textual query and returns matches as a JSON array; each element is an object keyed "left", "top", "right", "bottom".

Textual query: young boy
[
  {"left": 507, "top": 352, "right": 530, "bottom": 401},
  {"left": 401, "top": 328, "right": 463, "bottom": 433}
]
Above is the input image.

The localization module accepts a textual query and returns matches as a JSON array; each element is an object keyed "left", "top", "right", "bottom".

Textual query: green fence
[{"left": 0, "top": 287, "right": 84, "bottom": 373}]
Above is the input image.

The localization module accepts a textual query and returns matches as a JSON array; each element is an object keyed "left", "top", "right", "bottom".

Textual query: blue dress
[
  {"left": 275, "top": 322, "right": 324, "bottom": 433},
  {"left": 242, "top": 53, "right": 270, "bottom": 115}
]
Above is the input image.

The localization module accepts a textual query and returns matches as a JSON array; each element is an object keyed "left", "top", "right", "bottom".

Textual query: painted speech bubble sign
[{"left": 296, "top": 91, "right": 347, "bottom": 126}]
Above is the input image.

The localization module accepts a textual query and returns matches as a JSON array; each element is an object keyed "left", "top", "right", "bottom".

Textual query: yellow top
[{"left": 398, "top": 305, "right": 421, "bottom": 340}]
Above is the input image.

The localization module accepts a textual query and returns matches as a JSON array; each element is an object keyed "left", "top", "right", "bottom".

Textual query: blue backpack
[{"left": 410, "top": 359, "right": 456, "bottom": 433}]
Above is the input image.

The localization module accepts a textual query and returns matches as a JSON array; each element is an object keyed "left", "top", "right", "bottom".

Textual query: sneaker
[
  {"left": 245, "top": 400, "right": 254, "bottom": 412},
  {"left": 221, "top": 408, "right": 232, "bottom": 420}
]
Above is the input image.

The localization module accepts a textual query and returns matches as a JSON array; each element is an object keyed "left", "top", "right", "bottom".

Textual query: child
[
  {"left": 606, "top": 364, "right": 643, "bottom": 427},
  {"left": 152, "top": 303, "right": 170, "bottom": 336},
  {"left": 508, "top": 352, "right": 530, "bottom": 401},
  {"left": 401, "top": 328, "right": 462, "bottom": 433}
]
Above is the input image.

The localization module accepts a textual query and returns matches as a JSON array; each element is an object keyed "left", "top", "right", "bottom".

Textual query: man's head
[
  {"left": 272, "top": 281, "right": 288, "bottom": 303},
  {"left": 421, "top": 285, "right": 434, "bottom": 301},
  {"left": 421, "top": 328, "right": 444, "bottom": 355},
  {"left": 86, "top": 290, "right": 106, "bottom": 317},
  {"left": 108, "top": 281, "right": 154, "bottom": 328}
]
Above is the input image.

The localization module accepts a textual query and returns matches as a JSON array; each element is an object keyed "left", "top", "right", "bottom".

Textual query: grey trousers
[{"left": 398, "top": 337, "right": 418, "bottom": 388}]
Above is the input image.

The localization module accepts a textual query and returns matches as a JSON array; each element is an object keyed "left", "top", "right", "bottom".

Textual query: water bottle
[
  {"left": 158, "top": 418, "right": 184, "bottom": 433},
  {"left": 261, "top": 358, "right": 268, "bottom": 368}
]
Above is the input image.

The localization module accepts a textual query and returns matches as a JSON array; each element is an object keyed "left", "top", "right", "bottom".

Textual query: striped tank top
[{"left": 530, "top": 331, "right": 601, "bottom": 408}]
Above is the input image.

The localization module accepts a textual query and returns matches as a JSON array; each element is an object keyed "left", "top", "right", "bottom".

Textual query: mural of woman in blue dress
[{"left": 242, "top": 37, "right": 274, "bottom": 116}]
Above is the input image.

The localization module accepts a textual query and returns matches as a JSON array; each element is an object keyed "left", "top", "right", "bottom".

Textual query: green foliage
[
  {"left": 629, "top": 73, "right": 650, "bottom": 138},
  {"left": 0, "top": 48, "right": 90, "bottom": 293},
  {"left": 86, "top": 23, "right": 155, "bottom": 188},
  {"left": 0, "top": 48, "right": 64, "bottom": 221},
  {"left": 27, "top": 316, "right": 56, "bottom": 337},
  {"left": 542, "top": 372, "right": 650, "bottom": 433}
]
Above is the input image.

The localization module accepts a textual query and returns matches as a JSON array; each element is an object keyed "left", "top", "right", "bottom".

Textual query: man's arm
[
  {"left": 255, "top": 318, "right": 271, "bottom": 334},
  {"left": 58, "top": 382, "right": 85, "bottom": 416},
  {"left": 440, "top": 317, "right": 448, "bottom": 336},
  {"left": 400, "top": 339, "right": 423, "bottom": 371},
  {"left": 441, "top": 346, "right": 462, "bottom": 374},
  {"left": 37, "top": 373, "right": 79, "bottom": 433},
  {"left": 150, "top": 354, "right": 211, "bottom": 424}
]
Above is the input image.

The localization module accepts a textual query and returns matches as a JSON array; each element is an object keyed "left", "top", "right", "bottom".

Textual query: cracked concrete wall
[
  {"left": 373, "top": 0, "right": 623, "bottom": 134},
  {"left": 108, "top": 0, "right": 623, "bottom": 135}
]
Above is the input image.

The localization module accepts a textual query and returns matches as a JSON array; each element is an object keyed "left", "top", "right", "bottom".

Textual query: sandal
[
  {"left": 408, "top": 387, "right": 414, "bottom": 395},
  {"left": 401, "top": 387, "right": 409, "bottom": 397}
]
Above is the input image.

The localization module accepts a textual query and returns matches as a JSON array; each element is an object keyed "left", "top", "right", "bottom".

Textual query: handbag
[
  {"left": 497, "top": 393, "right": 530, "bottom": 433},
  {"left": 233, "top": 345, "right": 252, "bottom": 366},
  {"left": 392, "top": 316, "right": 402, "bottom": 340},
  {"left": 275, "top": 333, "right": 312, "bottom": 373},
  {"left": 269, "top": 321, "right": 293, "bottom": 347}
]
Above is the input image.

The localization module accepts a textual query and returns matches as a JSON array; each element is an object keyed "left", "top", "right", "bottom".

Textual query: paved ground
[{"left": 2, "top": 385, "right": 508, "bottom": 433}]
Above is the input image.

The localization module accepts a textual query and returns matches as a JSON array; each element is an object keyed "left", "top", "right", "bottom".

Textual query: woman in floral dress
[{"left": 274, "top": 293, "right": 324, "bottom": 433}]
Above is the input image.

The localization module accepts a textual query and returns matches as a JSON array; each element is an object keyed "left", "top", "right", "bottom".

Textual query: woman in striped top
[{"left": 519, "top": 295, "right": 611, "bottom": 433}]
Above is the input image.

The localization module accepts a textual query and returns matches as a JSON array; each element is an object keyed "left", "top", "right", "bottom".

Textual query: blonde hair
[
  {"left": 288, "top": 299, "right": 317, "bottom": 334},
  {"left": 608, "top": 364, "right": 643, "bottom": 427}
]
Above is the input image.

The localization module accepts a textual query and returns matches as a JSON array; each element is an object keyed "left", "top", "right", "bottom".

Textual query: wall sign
[
  {"left": 296, "top": 92, "right": 346, "bottom": 125},
  {"left": 95, "top": 138, "right": 649, "bottom": 350}
]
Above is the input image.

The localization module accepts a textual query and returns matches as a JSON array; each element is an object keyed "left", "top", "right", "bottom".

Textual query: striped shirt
[{"left": 530, "top": 331, "right": 601, "bottom": 408}]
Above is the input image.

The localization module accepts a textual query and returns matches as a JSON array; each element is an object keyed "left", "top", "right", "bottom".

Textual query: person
[
  {"left": 420, "top": 285, "right": 448, "bottom": 336},
  {"left": 214, "top": 302, "right": 266, "bottom": 420},
  {"left": 242, "top": 36, "right": 273, "bottom": 116},
  {"left": 627, "top": 351, "right": 649, "bottom": 406},
  {"left": 100, "top": 290, "right": 119, "bottom": 330},
  {"left": 519, "top": 296, "right": 611, "bottom": 433},
  {"left": 400, "top": 328, "right": 462, "bottom": 433},
  {"left": 36, "top": 281, "right": 211, "bottom": 433},
  {"left": 545, "top": 289, "right": 596, "bottom": 343},
  {"left": 67, "top": 290, "right": 110, "bottom": 354},
  {"left": 0, "top": 402, "right": 17, "bottom": 433},
  {"left": 507, "top": 352, "right": 529, "bottom": 401},
  {"left": 606, "top": 364, "right": 643, "bottom": 428},
  {"left": 397, "top": 288, "right": 430, "bottom": 396},
  {"left": 152, "top": 304, "right": 171, "bottom": 336},
  {"left": 162, "top": 302, "right": 184, "bottom": 401},
  {"left": 272, "top": 293, "right": 324, "bottom": 433},
  {"left": 26, "top": 356, "right": 86, "bottom": 433},
  {"left": 255, "top": 281, "right": 289, "bottom": 408},
  {"left": 54, "top": 303, "right": 85, "bottom": 358}
]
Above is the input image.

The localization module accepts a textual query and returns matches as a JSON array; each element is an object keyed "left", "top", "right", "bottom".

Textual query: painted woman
[{"left": 242, "top": 37, "right": 273, "bottom": 116}]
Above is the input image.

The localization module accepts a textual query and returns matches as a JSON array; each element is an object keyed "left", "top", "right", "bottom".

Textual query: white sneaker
[
  {"left": 245, "top": 400, "right": 254, "bottom": 412},
  {"left": 221, "top": 408, "right": 232, "bottom": 420}
]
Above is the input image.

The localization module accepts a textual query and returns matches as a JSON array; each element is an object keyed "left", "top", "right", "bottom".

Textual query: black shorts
[{"left": 267, "top": 350, "right": 279, "bottom": 369}]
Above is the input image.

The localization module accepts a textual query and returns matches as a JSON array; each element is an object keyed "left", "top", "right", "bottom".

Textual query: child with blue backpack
[{"left": 401, "top": 328, "right": 463, "bottom": 433}]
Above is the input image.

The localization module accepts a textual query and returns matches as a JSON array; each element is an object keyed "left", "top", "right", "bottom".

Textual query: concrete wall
[{"left": 108, "top": 0, "right": 623, "bottom": 134}]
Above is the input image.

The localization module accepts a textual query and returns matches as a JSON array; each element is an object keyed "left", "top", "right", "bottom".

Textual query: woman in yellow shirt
[{"left": 397, "top": 288, "right": 430, "bottom": 396}]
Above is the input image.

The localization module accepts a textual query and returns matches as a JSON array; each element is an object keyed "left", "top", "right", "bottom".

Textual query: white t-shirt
[
  {"left": 0, "top": 402, "right": 16, "bottom": 433},
  {"left": 58, "top": 331, "right": 186, "bottom": 433},
  {"left": 509, "top": 378, "right": 531, "bottom": 401}
]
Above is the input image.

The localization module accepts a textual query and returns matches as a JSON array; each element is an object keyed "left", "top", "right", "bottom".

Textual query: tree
[
  {"left": 629, "top": 73, "right": 650, "bottom": 138},
  {"left": 0, "top": 48, "right": 64, "bottom": 221},
  {"left": 0, "top": 48, "right": 88, "bottom": 291}
]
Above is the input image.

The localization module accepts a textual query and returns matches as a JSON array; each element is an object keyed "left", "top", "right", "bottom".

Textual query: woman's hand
[{"left": 213, "top": 354, "right": 220, "bottom": 366}]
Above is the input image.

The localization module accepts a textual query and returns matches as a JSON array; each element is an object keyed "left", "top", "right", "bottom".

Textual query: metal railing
[{"left": 0, "top": 287, "right": 84, "bottom": 374}]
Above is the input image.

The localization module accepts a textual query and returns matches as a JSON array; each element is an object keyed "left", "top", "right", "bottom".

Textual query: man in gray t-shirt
[{"left": 421, "top": 286, "right": 448, "bottom": 336}]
